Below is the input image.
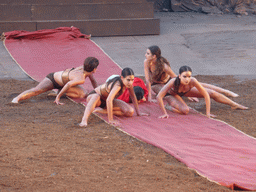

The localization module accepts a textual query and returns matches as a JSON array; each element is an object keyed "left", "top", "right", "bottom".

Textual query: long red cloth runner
[{"left": 4, "top": 27, "right": 256, "bottom": 190}]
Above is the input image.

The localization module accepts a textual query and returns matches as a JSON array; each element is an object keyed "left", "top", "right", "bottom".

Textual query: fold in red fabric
[
  {"left": 4, "top": 27, "right": 256, "bottom": 190},
  {"left": 3, "top": 27, "right": 119, "bottom": 84},
  {"left": 4, "top": 27, "right": 91, "bottom": 40}
]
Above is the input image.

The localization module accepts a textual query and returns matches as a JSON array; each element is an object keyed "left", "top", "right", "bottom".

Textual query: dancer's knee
[
  {"left": 79, "top": 91, "right": 87, "bottom": 98},
  {"left": 180, "top": 106, "right": 189, "bottom": 115},
  {"left": 123, "top": 107, "right": 134, "bottom": 117},
  {"left": 208, "top": 90, "right": 218, "bottom": 99}
]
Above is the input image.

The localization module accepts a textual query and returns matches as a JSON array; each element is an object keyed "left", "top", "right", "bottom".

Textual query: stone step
[
  {"left": 0, "top": 3, "right": 154, "bottom": 21},
  {"left": 1, "top": 0, "right": 147, "bottom": 5},
  {"left": 0, "top": 18, "right": 160, "bottom": 37}
]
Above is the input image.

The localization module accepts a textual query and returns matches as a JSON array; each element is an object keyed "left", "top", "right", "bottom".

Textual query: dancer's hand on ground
[
  {"left": 54, "top": 98, "right": 64, "bottom": 105},
  {"left": 158, "top": 114, "right": 169, "bottom": 119},
  {"left": 207, "top": 113, "right": 216, "bottom": 118},
  {"left": 148, "top": 98, "right": 157, "bottom": 103},
  {"left": 188, "top": 97, "right": 199, "bottom": 102},
  {"left": 139, "top": 112, "right": 150, "bottom": 116}
]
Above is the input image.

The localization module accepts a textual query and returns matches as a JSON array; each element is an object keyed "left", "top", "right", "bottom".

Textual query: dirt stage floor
[{"left": 1, "top": 74, "right": 255, "bottom": 192}]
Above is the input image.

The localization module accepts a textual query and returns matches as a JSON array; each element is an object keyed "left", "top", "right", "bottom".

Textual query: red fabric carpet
[
  {"left": 3, "top": 27, "right": 121, "bottom": 85},
  {"left": 4, "top": 28, "right": 256, "bottom": 190}
]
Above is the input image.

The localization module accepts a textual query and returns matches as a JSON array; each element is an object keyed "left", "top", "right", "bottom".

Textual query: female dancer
[
  {"left": 79, "top": 68, "right": 148, "bottom": 127},
  {"left": 12, "top": 57, "right": 99, "bottom": 104},
  {"left": 144, "top": 45, "right": 239, "bottom": 102},
  {"left": 157, "top": 66, "right": 248, "bottom": 119},
  {"left": 106, "top": 75, "right": 148, "bottom": 103}
]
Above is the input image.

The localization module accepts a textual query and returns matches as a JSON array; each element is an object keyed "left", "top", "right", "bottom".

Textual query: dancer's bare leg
[
  {"left": 200, "top": 82, "right": 239, "bottom": 97},
  {"left": 65, "top": 85, "right": 88, "bottom": 98},
  {"left": 113, "top": 99, "right": 134, "bottom": 117},
  {"left": 94, "top": 107, "right": 121, "bottom": 115},
  {"left": 12, "top": 78, "right": 54, "bottom": 103},
  {"left": 164, "top": 94, "right": 190, "bottom": 115},
  {"left": 94, "top": 99, "right": 134, "bottom": 117},
  {"left": 185, "top": 88, "right": 248, "bottom": 110},
  {"left": 151, "top": 84, "right": 163, "bottom": 95},
  {"left": 47, "top": 89, "right": 59, "bottom": 97},
  {"left": 80, "top": 94, "right": 101, "bottom": 127}
]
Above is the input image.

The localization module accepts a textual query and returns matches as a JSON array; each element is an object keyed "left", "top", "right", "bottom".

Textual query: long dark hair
[
  {"left": 148, "top": 45, "right": 170, "bottom": 81},
  {"left": 107, "top": 67, "right": 134, "bottom": 95},
  {"left": 174, "top": 66, "right": 192, "bottom": 92}
]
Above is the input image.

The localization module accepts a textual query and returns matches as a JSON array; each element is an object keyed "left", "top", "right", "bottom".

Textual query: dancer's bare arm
[
  {"left": 192, "top": 78, "right": 211, "bottom": 117},
  {"left": 128, "top": 86, "right": 140, "bottom": 116},
  {"left": 88, "top": 74, "right": 98, "bottom": 88},
  {"left": 128, "top": 86, "right": 149, "bottom": 116},
  {"left": 163, "top": 64, "right": 177, "bottom": 79},
  {"left": 106, "top": 84, "right": 121, "bottom": 123},
  {"left": 156, "top": 79, "right": 175, "bottom": 118},
  {"left": 144, "top": 59, "right": 153, "bottom": 101},
  {"left": 55, "top": 75, "right": 85, "bottom": 105}
]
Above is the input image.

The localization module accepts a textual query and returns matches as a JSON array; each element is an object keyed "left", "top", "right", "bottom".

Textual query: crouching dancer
[
  {"left": 79, "top": 67, "right": 149, "bottom": 127},
  {"left": 106, "top": 75, "right": 148, "bottom": 104},
  {"left": 12, "top": 57, "right": 99, "bottom": 105},
  {"left": 157, "top": 66, "right": 248, "bottom": 119}
]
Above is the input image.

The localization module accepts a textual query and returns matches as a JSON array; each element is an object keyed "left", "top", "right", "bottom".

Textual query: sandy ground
[
  {"left": 92, "top": 12, "right": 256, "bottom": 76},
  {"left": 1, "top": 74, "right": 255, "bottom": 192},
  {"left": 1, "top": 11, "right": 256, "bottom": 192}
]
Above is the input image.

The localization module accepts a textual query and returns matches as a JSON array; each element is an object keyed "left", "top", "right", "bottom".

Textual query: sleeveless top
[
  {"left": 169, "top": 87, "right": 191, "bottom": 97},
  {"left": 149, "top": 62, "right": 170, "bottom": 84},
  {"left": 99, "top": 82, "right": 123, "bottom": 100},
  {"left": 61, "top": 68, "right": 75, "bottom": 85}
]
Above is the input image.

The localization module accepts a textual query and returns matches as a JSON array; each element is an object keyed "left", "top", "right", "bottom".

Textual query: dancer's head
[
  {"left": 179, "top": 65, "right": 192, "bottom": 74},
  {"left": 107, "top": 67, "right": 135, "bottom": 94},
  {"left": 146, "top": 45, "right": 161, "bottom": 60},
  {"left": 174, "top": 66, "right": 192, "bottom": 91},
  {"left": 146, "top": 46, "right": 170, "bottom": 81},
  {"left": 83, "top": 57, "right": 99, "bottom": 72},
  {"left": 179, "top": 66, "right": 192, "bottom": 85},
  {"left": 121, "top": 67, "right": 135, "bottom": 89},
  {"left": 133, "top": 86, "right": 146, "bottom": 103}
]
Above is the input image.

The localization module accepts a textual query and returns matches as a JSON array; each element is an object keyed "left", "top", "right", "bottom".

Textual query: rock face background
[{"left": 147, "top": 0, "right": 256, "bottom": 15}]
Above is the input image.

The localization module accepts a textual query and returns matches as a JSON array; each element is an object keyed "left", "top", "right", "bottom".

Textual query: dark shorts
[
  {"left": 88, "top": 90, "right": 107, "bottom": 109},
  {"left": 152, "top": 77, "right": 172, "bottom": 86},
  {"left": 46, "top": 72, "right": 63, "bottom": 89},
  {"left": 166, "top": 89, "right": 190, "bottom": 97}
]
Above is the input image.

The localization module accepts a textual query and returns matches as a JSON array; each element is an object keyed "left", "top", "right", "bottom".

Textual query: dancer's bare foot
[
  {"left": 188, "top": 97, "right": 199, "bottom": 102},
  {"left": 47, "top": 92, "right": 57, "bottom": 97},
  {"left": 231, "top": 104, "right": 248, "bottom": 110},
  {"left": 225, "top": 90, "right": 239, "bottom": 98},
  {"left": 79, "top": 122, "right": 87, "bottom": 127},
  {"left": 47, "top": 90, "right": 58, "bottom": 97},
  {"left": 11, "top": 97, "right": 19, "bottom": 104},
  {"left": 93, "top": 108, "right": 107, "bottom": 114}
]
